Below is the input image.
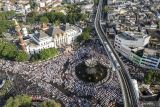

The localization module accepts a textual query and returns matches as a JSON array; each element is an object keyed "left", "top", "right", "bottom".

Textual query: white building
[
  {"left": 3, "top": 2, "right": 16, "bottom": 11},
  {"left": 114, "top": 31, "right": 160, "bottom": 69},
  {"left": 39, "top": 2, "right": 46, "bottom": 8},
  {"left": 81, "top": 3, "right": 94, "bottom": 13},
  {"left": 24, "top": 23, "right": 82, "bottom": 54},
  {"left": 3, "top": 1, "right": 31, "bottom": 15}
]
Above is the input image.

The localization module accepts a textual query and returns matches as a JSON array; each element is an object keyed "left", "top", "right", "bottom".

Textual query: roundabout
[
  {"left": 75, "top": 58, "right": 109, "bottom": 83},
  {"left": 0, "top": 45, "right": 122, "bottom": 107}
]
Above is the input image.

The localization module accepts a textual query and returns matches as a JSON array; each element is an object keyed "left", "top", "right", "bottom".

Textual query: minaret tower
[{"left": 13, "top": 19, "right": 26, "bottom": 51}]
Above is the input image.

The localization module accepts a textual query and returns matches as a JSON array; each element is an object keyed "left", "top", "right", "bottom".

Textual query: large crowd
[
  {"left": 120, "top": 55, "right": 147, "bottom": 83},
  {"left": 0, "top": 39, "right": 122, "bottom": 107}
]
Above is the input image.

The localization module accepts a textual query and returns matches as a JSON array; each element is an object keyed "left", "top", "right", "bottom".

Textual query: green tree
[
  {"left": 84, "top": 27, "right": 91, "bottom": 32},
  {"left": 29, "top": 0, "right": 37, "bottom": 10},
  {"left": 40, "top": 16, "right": 49, "bottom": 24},
  {"left": 144, "top": 70, "right": 154, "bottom": 84},
  {"left": 1, "top": 42, "right": 17, "bottom": 60},
  {"left": 0, "top": 12, "right": 6, "bottom": 20},
  {"left": 4, "top": 95, "right": 32, "bottom": 107},
  {"left": 4, "top": 11, "right": 15, "bottom": 19},
  {"left": 26, "top": 11, "right": 38, "bottom": 24},
  {"left": 15, "top": 51, "right": 29, "bottom": 62},
  {"left": 0, "top": 11, "right": 15, "bottom": 20},
  {"left": 0, "top": 41, "right": 29, "bottom": 61},
  {"left": 0, "top": 40, "right": 6, "bottom": 57},
  {"left": 153, "top": 71, "right": 160, "bottom": 84},
  {"left": 40, "top": 100, "right": 61, "bottom": 107},
  {"left": 103, "top": 5, "right": 109, "bottom": 13},
  {"left": 94, "top": 0, "right": 99, "bottom": 5},
  {"left": 39, "top": 48, "right": 59, "bottom": 60},
  {"left": 66, "top": 5, "right": 86, "bottom": 24},
  {"left": 26, "top": 17, "right": 35, "bottom": 24},
  {"left": 82, "top": 32, "right": 90, "bottom": 41},
  {"left": 54, "top": 20, "right": 60, "bottom": 27},
  {"left": 77, "top": 27, "right": 91, "bottom": 42},
  {"left": 45, "top": 11, "right": 66, "bottom": 24},
  {"left": 30, "top": 53, "right": 40, "bottom": 61},
  {"left": 0, "top": 20, "right": 14, "bottom": 35}
]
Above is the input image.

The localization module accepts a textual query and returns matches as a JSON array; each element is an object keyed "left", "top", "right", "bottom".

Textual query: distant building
[
  {"left": 3, "top": 2, "right": 16, "bottom": 11},
  {"left": 114, "top": 31, "right": 160, "bottom": 69},
  {"left": 81, "top": 3, "right": 94, "bottom": 13},
  {"left": 2, "top": 0, "right": 31, "bottom": 14}
]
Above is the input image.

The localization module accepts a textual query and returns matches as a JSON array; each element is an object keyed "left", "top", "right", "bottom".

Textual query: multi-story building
[
  {"left": 2, "top": 0, "right": 31, "bottom": 14},
  {"left": 21, "top": 23, "right": 82, "bottom": 54},
  {"left": 114, "top": 31, "right": 160, "bottom": 69}
]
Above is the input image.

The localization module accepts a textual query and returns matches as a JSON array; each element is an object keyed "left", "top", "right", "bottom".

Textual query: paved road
[{"left": 94, "top": 0, "right": 139, "bottom": 107}]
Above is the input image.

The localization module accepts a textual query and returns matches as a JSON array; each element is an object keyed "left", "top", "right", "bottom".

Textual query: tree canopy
[
  {"left": 15, "top": 51, "right": 29, "bottom": 62},
  {"left": 27, "top": 5, "right": 86, "bottom": 25},
  {"left": 40, "top": 100, "right": 61, "bottom": 107},
  {"left": 26, "top": 11, "right": 38, "bottom": 24},
  {"left": 43, "top": 11, "right": 66, "bottom": 24},
  {"left": 4, "top": 95, "right": 32, "bottom": 107},
  {"left": 0, "top": 20, "right": 14, "bottom": 36},
  {"left": 144, "top": 70, "right": 160, "bottom": 85},
  {"left": 40, "top": 16, "right": 49, "bottom": 24},
  {"left": 31, "top": 48, "right": 59, "bottom": 61},
  {"left": 39, "top": 48, "right": 59, "bottom": 60},
  {"left": 144, "top": 70, "right": 154, "bottom": 84},
  {"left": 0, "top": 11, "right": 15, "bottom": 35},
  {"left": 0, "top": 41, "right": 17, "bottom": 60},
  {"left": 4, "top": 95, "right": 61, "bottom": 107},
  {"left": 103, "top": 5, "right": 109, "bottom": 13},
  {"left": 77, "top": 27, "right": 91, "bottom": 42},
  {"left": 29, "top": 0, "right": 38, "bottom": 10},
  {"left": 0, "top": 40, "right": 29, "bottom": 62},
  {"left": 66, "top": 5, "right": 86, "bottom": 24},
  {"left": 0, "top": 11, "right": 15, "bottom": 20}
]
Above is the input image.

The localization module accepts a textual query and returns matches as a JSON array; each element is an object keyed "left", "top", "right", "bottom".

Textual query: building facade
[
  {"left": 23, "top": 24, "right": 82, "bottom": 54},
  {"left": 114, "top": 31, "right": 160, "bottom": 69}
]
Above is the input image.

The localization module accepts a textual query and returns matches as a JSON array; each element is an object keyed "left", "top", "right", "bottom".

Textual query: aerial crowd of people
[{"left": 0, "top": 40, "right": 122, "bottom": 107}]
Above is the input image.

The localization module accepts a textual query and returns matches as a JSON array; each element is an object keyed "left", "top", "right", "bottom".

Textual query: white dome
[{"left": 22, "top": 27, "right": 28, "bottom": 37}]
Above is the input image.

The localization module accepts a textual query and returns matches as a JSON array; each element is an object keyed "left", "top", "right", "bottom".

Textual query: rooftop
[
  {"left": 119, "top": 31, "right": 148, "bottom": 40},
  {"left": 144, "top": 48, "right": 160, "bottom": 57},
  {"left": 34, "top": 30, "right": 50, "bottom": 41},
  {"left": 148, "top": 30, "right": 160, "bottom": 40},
  {"left": 25, "top": 39, "right": 38, "bottom": 48},
  {"left": 46, "top": 27, "right": 65, "bottom": 37}
]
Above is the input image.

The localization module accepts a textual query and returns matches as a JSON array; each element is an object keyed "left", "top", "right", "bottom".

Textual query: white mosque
[{"left": 20, "top": 23, "right": 82, "bottom": 54}]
